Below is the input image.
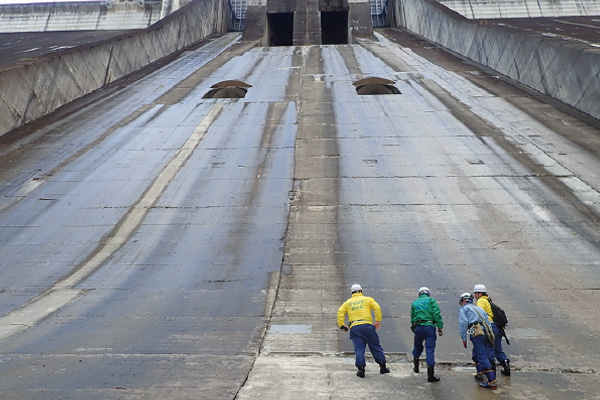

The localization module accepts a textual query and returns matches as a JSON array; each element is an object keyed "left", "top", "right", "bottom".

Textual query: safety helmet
[
  {"left": 351, "top": 284, "right": 362, "bottom": 293},
  {"left": 473, "top": 284, "right": 487, "bottom": 293},
  {"left": 459, "top": 292, "right": 473, "bottom": 304},
  {"left": 418, "top": 287, "right": 430, "bottom": 297}
]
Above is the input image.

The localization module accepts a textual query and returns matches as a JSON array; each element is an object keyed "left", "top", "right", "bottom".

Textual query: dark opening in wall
[
  {"left": 321, "top": 11, "right": 348, "bottom": 45},
  {"left": 268, "top": 13, "right": 294, "bottom": 46}
]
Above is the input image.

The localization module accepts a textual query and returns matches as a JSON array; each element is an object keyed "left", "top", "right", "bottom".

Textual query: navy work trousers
[
  {"left": 412, "top": 325, "right": 437, "bottom": 366},
  {"left": 349, "top": 324, "right": 386, "bottom": 368},
  {"left": 471, "top": 331, "right": 497, "bottom": 383},
  {"left": 488, "top": 322, "right": 508, "bottom": 363},
  {"left": 471, "top": 333, "right": 493, "bottom": 372}
]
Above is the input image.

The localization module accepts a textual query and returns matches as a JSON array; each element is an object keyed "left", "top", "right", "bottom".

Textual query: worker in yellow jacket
[{"left": 338, "top": 284, "right": 390, "bottom": 378}]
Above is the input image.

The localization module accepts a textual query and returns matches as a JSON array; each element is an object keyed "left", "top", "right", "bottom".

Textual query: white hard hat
[
  {"left": 473, "top": 284, "right": 487, "bottom": 293},
  {"left": 459, "top": 292, "right": 473, "bottom": 304},
  {"left": 418, "top": 286, "right": 430, "bottom": 296},
  {"left": 351, "top": 284, "right": 362, "bottom": 293}
]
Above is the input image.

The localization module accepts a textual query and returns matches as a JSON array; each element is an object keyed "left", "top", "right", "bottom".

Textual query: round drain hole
[
  {"left": 203, "top": 80, "right": 252, "bottom": 99},
  {"left": 353, "top": 77, "right": 401, "bottom": 95}
]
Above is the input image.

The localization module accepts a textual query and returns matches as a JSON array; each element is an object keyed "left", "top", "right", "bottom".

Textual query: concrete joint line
[
  {"left": 0, "top": 104, "right": 224, "bottom": 343},
  {"left": 103, "top": 45, "right": 115, "bottom": 86}
]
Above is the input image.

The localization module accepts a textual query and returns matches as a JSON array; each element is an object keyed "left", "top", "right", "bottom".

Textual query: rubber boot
[
  {"left": 500, "top": 359, "right": 511, "bottom": 376},
  {"left": 357, "top": 366, "right": 365, "bottom": 378},
  {"left": 427, "top": 366, "right": 440, "bottom": 382},
  {"left": 480, "top": 370, "right": 497, "bottom": 389},
  {"left": 480, "top": 379, "right": 497, "bottom": 389},
  {"left": 379, "top": 362, "right": 390, "bottom": 374},
  {"left": 413, "top": 357, "right": 419, "bottom": 373}
]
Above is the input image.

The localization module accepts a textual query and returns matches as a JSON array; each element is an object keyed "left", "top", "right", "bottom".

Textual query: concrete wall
[
  {"left": 0, "top": 1, "right": 167, "bottom": 32},
  {"left": 390, "top": 0, "right": 600, "bottom": 121},
  {"left": 439, "top": 0, "right": 600, "bottom": 19},
  {"left": 241, "top": 0, "right": 266, "bottom": 44},
  {"left": 0, "top": 0, "right": 229, "bottom": 138},
  {"left": 348, "top": 0, "right": 373, "bottom": 39},
  {"left": 243, "top": 0, "right": 371, "bottom": 45}
]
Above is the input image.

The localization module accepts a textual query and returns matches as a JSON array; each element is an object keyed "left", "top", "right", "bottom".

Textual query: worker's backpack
[{"left": 488, "top": 298, "right": 508, "bottom": 330}]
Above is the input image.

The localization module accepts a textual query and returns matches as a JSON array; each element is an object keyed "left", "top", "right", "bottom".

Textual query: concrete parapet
[
  {"left": 294, "top": 0, "right": 322, "bottom": 45},
  {"left": 242, "top": 5, "right": 267, "bottom": 44},
  {"left": 390, "top": 0, "right": 600, "bottom": 120},
  {"left": 349, "top": 1, "right": 373, "bottom": 39},
  {"left": 439, "top": 0, "right": 600, "bottom": 19},
  {"left": 0, "top": 1, "right": 165, "bottom": 32},
  {"left": 0, "top": 0, "right": 229, "bottom": 138}
]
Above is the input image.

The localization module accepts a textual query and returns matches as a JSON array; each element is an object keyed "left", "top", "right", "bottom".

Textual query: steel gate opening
[
  {"left": 267, "top": 13, "right": 294, "bottom": 46},
  {"left": 321, "top": 11, "right": 348, "bottom": 45}
]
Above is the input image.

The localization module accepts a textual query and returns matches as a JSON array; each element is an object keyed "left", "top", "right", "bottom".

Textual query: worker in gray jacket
[{"left": 459, "top": 292, "right": 497, "bottom": 390}]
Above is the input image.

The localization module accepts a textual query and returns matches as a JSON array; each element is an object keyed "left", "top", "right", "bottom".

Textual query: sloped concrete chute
[
  {"left": 353, "top": 77, "right": 400, "bottom": 95},
  {"left": 203, "top": 80, "right": 252, "bottom": 99}
]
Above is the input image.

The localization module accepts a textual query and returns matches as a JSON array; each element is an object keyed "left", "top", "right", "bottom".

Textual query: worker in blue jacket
[
  {"left": 459, "top": 292, "right": 498, "bottom": 390},
  {"left": 410, "top": 286, "right": 444, "bottom": 382}
]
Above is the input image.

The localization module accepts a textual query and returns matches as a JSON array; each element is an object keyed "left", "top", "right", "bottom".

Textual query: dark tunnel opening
[
  {"left": 321, "top": 11, "right": 348, "bottom": 45},
  {"left": 268, "top": 13, "right": 294, "bottom": 46}
]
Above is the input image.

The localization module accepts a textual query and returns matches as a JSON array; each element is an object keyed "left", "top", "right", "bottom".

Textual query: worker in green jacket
[{"left": 410, "top": 287, "right": 444, "bottom": 382}]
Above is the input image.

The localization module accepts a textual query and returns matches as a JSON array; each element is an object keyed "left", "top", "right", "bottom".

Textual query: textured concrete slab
[
  {"left": 0, "top": 1, "right": 167, "bottom": 32},
  {"left": 389, "top": 0, "right": 600, "bottom": 120},
  {"left": 0, "top": 0, "right": 230, "bottom": 138},
  {"left": 440, "top": 0, "right": 600, "bottom": 19},
  {"left": 237, "top": 354, "right": 600, "bottom": 399}
]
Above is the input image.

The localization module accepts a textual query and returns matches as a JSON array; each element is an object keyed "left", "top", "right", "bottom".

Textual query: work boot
[
  {"left": 484, "top": 369, "right": 497, "bottom": 386},
  {"left": 500, "top": 359, "right": 511, "bottom": 376},
  {"left": 357, "top": 366, "right": 365, "bottom": 378},
  {"left": 379, "top": 363, "right": 390, "bottom": 374},
  {"left": 413, "top": 357, "right": 419, "bottom": 373},
  {"left": 474, "top": 372, "right": 484, "bottom": 380},
  {"left": 480, "top": 380, "right": 497, "bottom": 390},
  {"left": 427, "top": 366, "right": 440, "bottom": 382}
]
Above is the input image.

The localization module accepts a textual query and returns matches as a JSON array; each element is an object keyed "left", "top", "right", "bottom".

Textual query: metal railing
[
  {"left": 369, "top": 0, "right": 388, "bottom": 27},
  {"left": 228, "top": 0, "right": 247, "bottom": 31}
]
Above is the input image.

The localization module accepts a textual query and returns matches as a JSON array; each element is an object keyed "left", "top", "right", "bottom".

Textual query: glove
[
  {"left": 340, "top": 325, "right": 348, "bottom": 332},
  {"left": 463, "top": 340, "right": 467, "bottom": 348},
  {"left": 410, "top": 325, "right": 416, "bottom": 333}
]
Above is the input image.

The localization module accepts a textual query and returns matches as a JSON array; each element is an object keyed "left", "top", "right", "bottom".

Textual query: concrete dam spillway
[
  {"left": 0, "top": 0, "right": 599, "bottom": 139},
  {"left": 0, "top": 1, "right": 600, "bottom": 399}
]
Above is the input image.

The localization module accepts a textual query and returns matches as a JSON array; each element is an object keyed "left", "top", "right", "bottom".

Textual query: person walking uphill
[
  {"left": 338, "top": 284, "right": 390, "bottom": 378},
  {"left": 473, "top": 284, "right": 511, "bottom": 376},
  {"left": 459, "top": 292, "right": 498, "bottom": 390},
  {"left": 410, "top": 287, "right": 444, "bottom": 382}
]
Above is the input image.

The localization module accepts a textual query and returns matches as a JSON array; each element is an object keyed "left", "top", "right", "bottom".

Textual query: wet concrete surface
[
  {"left": 0, "top": 30, "right": 132, "bottom": 69},
  {"left": 0, "top": 27, "right": 599, "bottom": 399},
  {"left": 487, "top": 16, "right": 600, "bottom": 45}
]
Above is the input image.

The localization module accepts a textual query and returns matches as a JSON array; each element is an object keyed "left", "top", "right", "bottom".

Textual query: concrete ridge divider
[
  {"left": 390, "top": 0, "right": 600, "bottom": 121},
  {"left": 0, "top": 0, "right": 230, "bottom": 138}
]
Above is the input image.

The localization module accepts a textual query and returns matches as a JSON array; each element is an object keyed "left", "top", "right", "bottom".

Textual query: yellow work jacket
[
  {"left": 337, "top": 292, "right": 382, "bottom": 328},
  {"left": 476, "top": 295, "right": 494, "bottom": 322}
]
